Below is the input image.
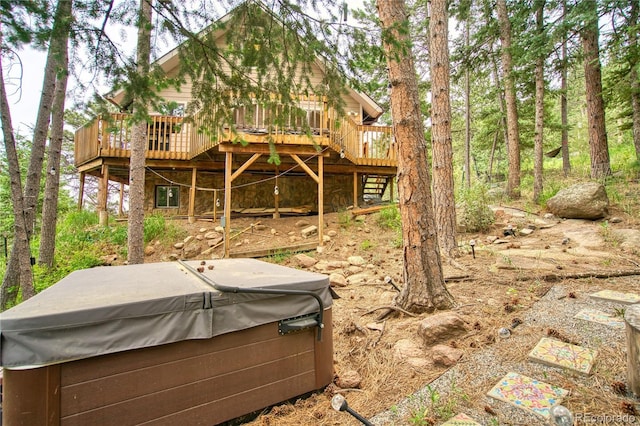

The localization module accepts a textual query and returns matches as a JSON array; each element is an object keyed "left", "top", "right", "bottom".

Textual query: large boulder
[
  {"left": 417, "top": 312, "right": 468, "bottom": 346},
  {"left": 546, "top": 182, "right": 609, "bottom": 220}
]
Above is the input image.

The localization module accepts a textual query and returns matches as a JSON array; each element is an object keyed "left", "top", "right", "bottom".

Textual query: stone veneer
[{"left": 145, "top": 170, "right": 356, "bottom": 216}]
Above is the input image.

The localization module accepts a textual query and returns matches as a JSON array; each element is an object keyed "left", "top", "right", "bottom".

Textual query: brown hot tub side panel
[{"left": 3, "top": 310, "right": 333, "bottom": 426}]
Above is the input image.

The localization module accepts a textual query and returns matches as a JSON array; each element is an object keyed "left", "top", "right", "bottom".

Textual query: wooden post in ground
[
  {"left": 78, "top": 171, "right": 85, "bottom": 210},
  {"left": 626, "top": 304, "right": 640, "bottom": 396},
  {"left": 224, "top": 152, "right": 232, "bottom": 258},
  {"left": 188, "top": 167, "right": 197, "bottom": 223},
  {"left": 273, "top": 168, "right": 280, "bottom": 219},
  {"left": 98, "top": 165, "right": 109, "bottom": 226},
  {"left": 118, "top": 183, "right": 125, "bottom": 217},
  {"left": 213, "top": 189, "right": 218, "bottom": 220},
  {"left": 389, "top": 177, "right": 394, "bottom": 203},
  {"left": 353, "top": 171, "right": 358, "bottom": 208},
  {"left": 318, "top": 156, "right": 324, "bottom": 246}
]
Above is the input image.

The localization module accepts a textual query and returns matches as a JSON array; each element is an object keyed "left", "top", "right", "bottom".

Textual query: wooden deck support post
[
  {"left": 389, "top": 176, "right": 395, "bottom": 203},
  {"left": 224, "top": 153, "right": 232, "bottom": 258},
  {"left": 273, "top": 168, "right": 280, "bottom": 219},
  {"left": 353, "top": 171, "right": 358, "bottom": 208},
  {"left": 213, "top": 189, "right": 218, "bottom": 220},
  {"left": 318, "top": 156, "right": 324, "bottom": 246},
  {"left": 98, "top": 165, "right": 109, "bottom": 226},
  {"left": 188, "top": 167, "right": 197, "bottom": 223},
  {"left": 78, "top": 171, "right": 85, "bottom": 210},
  {"left": 626, "top": 304, "right": 640, "bottom": 396},
  {"left": 223, "top": 153, "right": 263, "bottom": 258},
  {"left": 118, "top": 183, "right": 125, "bottom": 217}
]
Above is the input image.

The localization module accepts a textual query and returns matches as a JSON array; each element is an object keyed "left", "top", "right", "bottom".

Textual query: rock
[
  {"left": 348, "top": 255, "right": 366, "bottom": 266},
  {"left": 184, "top": 235, "right": 194, "bottom": 244},
  {"left": 316, "top": 246, "right": 325, "bottom": 254},
  {"left": 610, "top": 216, "right": 623, "bottom": 224},
  {"left": 328, "top": 230, "right": 338, "bottom": 237},
  {"left": 486, "top": 235, "right": 499, "bottom": 243},
  {"left": 199, "top": 227, "right": 208, "bottom": 233},
  {"left": 544, "top": 213, "right": 556, "bottom": 219},
  {"left": 506, "top": 241, "right": 521, "bottom": 249},
  {"left": 294, "top": 254, "right": 318, "bottom": 268},
  {"left": 347, "top": 273, "right": 371, "bottom": 284},
  {"left": 519, "top": 228, "right": 534, "bottom": 236},
  {"left": 363, "top": 228, "right": 371, "bottom": 233},
  {"left": 329, "top": 273, "right": 348, "bottom": 287},
  {"left": 430, "top": 344, "right": 463, "bottom": 367},
  {"left": 195, "top": 234, "right": 204, "bottom": 241},
  {"left": 417, "top": 312, "right": 468, "bottom": 346},
  {"left": 327, "top": 260, "right": 349, "bottom": 270},
  {"left": 347, "top": 265, "right": 364, "bottom": 274},
  {"left": 144, "top": 246, "right": 156, "bottom": 256},
  {"left": 215, "top": 226, "right": 225, "bottom": 233},
  {"left": 100, "top": 254, "right": 118, "bottom": 265},
  {"left": 301, "top": 225, "right": 318, "bottom": 238},
  {"left": 204, "top": 232, "right": 220, "bottom": 239},
  {"left": 355, "top": 215, "right": 366, "bottom": 222},
  {"left": 271, "top": 228, "right": 277, "bottom": 235},
  {"left": 347, "top": 240, "right": 357, "bottom": 247},
  {"left": 546, "top": 182, "right": 609, "bottom": 219},
  {"left": 168, "top": 253, "right": 179, "bottom": 261},
  {"left": 254, "top": 224, "right": 268, "bottom": 231},
  {"left": 288, "top": 231, "right": 296, "bottom": 236},
  {"left": 335, "top": 370, "right": 362, "bottom": 389},
  {"left": 323, "top": 235, "right": 331, "bottom": 243},
  {"left": 207, "top": 237, "right": 223, "bottom": 247},
  {"left": 393, "top": 339, "right": 430, "bottom": 368},
  {"left": 183, "top": 244, "right": 201, "bottom": 259},
  {"left": 174, "top": 242, "right": 185, "bottom": 249},
  {"left": 296, "top": 219, "right": 310, "bottom": 227},
  {"left": 235, "top": 241, "right": 243, "bottom": 247}
]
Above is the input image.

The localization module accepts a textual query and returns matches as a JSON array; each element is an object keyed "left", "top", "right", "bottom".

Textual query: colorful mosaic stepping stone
[
  {"left": 487, "top": 372, "right": 569, "bottom": 419},
  {"left": 589, "top": 289, "right": 640, "bottom": 305},
  {"left": 574, "top": 308, "right": 624, "bottom": 329},
  {"left": 528, "top": 337, "right": 597, "bottom": 375},
  {"left": 440, "top": 413, "right": 481, "bottom": 425}
]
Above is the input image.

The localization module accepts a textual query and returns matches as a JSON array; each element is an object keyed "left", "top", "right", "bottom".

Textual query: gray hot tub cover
[{"left": 0, "top": 258, "right": 332, "bottom": 369}]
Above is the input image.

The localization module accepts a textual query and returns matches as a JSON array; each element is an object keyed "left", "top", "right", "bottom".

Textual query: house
[{"left": 73, "top": 1, "right": 397, "bottom": 254}]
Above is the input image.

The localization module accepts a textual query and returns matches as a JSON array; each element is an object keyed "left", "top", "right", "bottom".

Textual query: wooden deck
[{"left": 74, "top": 111, "right": 397, "bottom": 169}]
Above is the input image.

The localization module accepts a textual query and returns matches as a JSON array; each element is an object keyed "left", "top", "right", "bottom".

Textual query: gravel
[{"left": 370, "top": 281, "right": 634, "bottom": 426}]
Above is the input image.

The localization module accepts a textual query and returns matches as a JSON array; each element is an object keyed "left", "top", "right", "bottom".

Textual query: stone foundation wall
[{"left": 145, "top": 170, "right": 355, "bottom": 215}]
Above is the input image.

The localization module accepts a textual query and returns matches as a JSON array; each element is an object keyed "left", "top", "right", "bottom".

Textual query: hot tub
[{"left": 0, "top": 258, "right": 333, "bottom": 425}]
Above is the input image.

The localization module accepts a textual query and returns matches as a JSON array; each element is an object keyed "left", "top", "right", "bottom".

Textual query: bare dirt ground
[{"left": 146, "top": 186, "right": 640, "bottom": 425}]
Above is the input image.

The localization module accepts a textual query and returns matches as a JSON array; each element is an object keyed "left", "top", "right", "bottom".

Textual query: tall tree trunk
[
  {"left": 464, "top": 13, "right": 471, "bottom": 189},
  {"left": 488, "top": 41, "right": 508, "bottom": 181},
  {"left": 630, "top": 0, "right": 640, "bottom": 163},
  {"left": 581, "top": 1, "right": 611, "bottom": 179},
  {"left": 561, "top": 0, "right": 571, "bottom": 176},
  {"left": 496, "top": 0, "right": 521, "bottom": 198},
  {"left": 533, "top": 0, "right": 545, "bottom": 203},
  {"left": 38, "top": 0, "right": 72, "bottom": 267},
  {"left": 1, "top": 0, "right": 69, "bottom": 305},
  {"left": 127, "top": 0, "right": 153, "bottom": 264},
  {"left": 429, "top": 0, "right": 458, "bottom": 258},
  {"left": 0, "top": 38, "right": 35, "bottom": 309},
  {"left": 377, "top": 0, "right": 454, "bottom": 313}
]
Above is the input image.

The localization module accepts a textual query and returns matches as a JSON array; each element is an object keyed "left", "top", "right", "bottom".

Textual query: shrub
[{"left": 457, "top": 184, "right": 495, "bottom": 232}]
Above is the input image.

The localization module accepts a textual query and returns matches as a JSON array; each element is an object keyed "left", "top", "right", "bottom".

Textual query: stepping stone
[
  {"left": 440, "top": 413, "right": 481, "bottom": 425},
  {"left": 487, "top": 372, "right": 569, "bottom": 419},
  {"left": 574, "top": 308, "right": 624, "bottom": 329},
  {"left": 589, "top": 290, "right": 640, "bottom": 305},
  {"left": 528, "top": 337, "right": 597, "bottom": 375}
]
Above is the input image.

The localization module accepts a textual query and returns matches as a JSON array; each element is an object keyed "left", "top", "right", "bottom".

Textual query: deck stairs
[{"left": 363, "top": 174, "right": 391, "bottom": 201}]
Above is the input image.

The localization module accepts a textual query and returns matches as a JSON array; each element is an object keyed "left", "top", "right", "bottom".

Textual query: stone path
[{"left": 370, "top": 283, "right": 639, "bottom": 425}]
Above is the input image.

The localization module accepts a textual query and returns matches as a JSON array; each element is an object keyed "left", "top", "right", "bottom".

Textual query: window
[{"left": 155, "top": 186, "right": 180, "bottom": 208}]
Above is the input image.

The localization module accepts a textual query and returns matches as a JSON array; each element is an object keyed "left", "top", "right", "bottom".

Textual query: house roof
[{"left": 108, "top": 1, "right": 384, "bottom": 122}]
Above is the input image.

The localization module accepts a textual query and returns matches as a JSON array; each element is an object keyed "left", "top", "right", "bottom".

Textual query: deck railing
[{"left": 74, "top": 107, "right": 396, "bottom": 167}]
